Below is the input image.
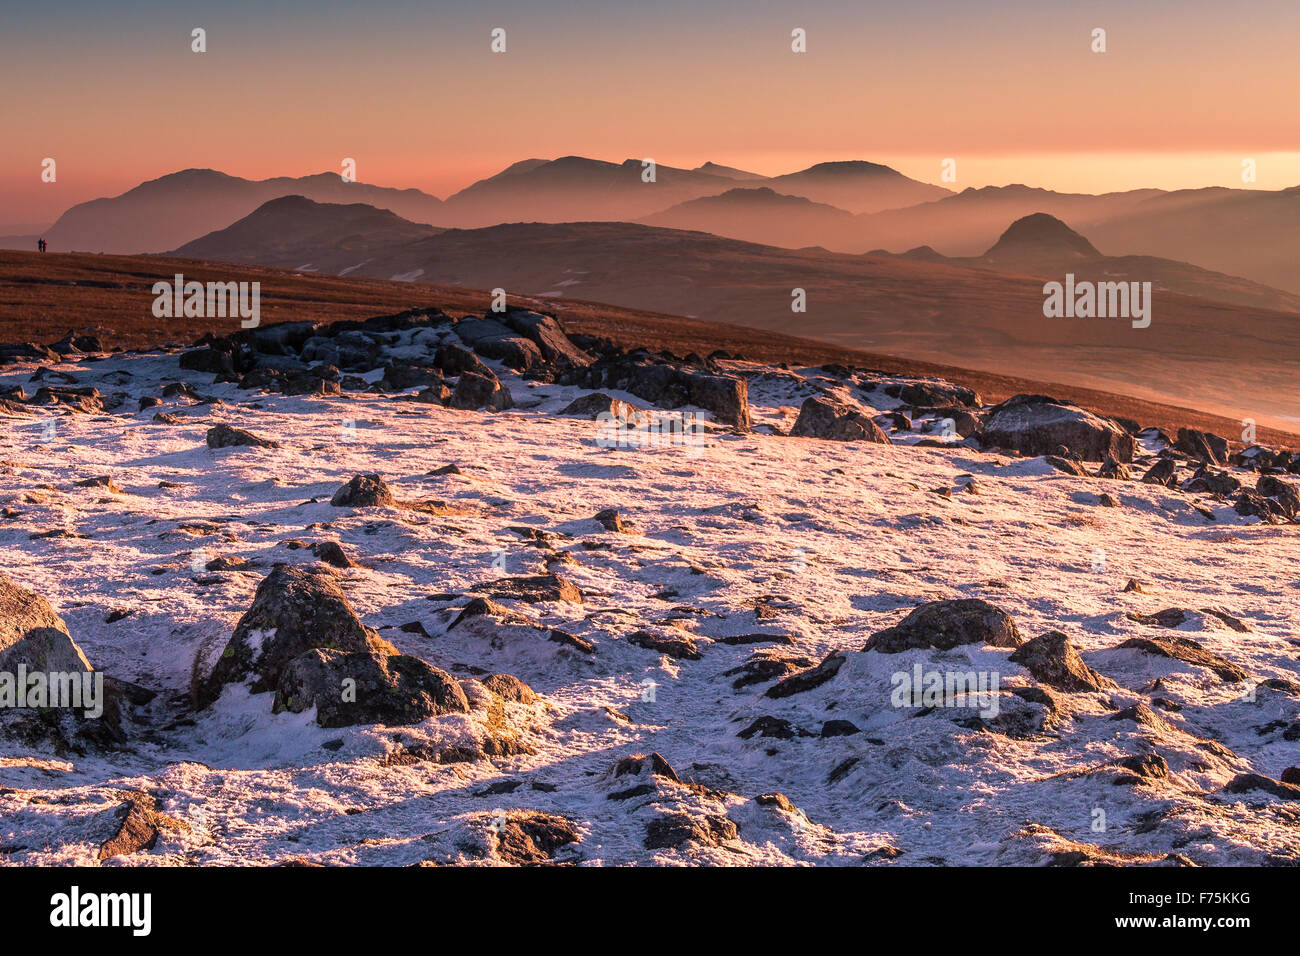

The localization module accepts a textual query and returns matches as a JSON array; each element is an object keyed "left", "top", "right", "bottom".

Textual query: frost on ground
[{"left": 1, "top": 310, "right": 1299, "bottom": 867}]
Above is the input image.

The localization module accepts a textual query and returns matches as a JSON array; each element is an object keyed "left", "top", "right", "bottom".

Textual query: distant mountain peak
[{"left": 985, "top": 213, "right": 1100, "bottom": 259}]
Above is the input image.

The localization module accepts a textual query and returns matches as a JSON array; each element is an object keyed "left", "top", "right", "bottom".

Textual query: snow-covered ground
[{"left": 1, "top": 346, "right": 1298, "bottom": 866}]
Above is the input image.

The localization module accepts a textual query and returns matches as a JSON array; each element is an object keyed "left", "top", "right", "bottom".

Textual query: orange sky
[{"left": 4, "top": 0, "right": 1298, "bottom": 228}]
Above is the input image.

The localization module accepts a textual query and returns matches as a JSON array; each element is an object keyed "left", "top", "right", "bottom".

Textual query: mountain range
[{"left": 24, "top": 158, "right": 1300, "bottom": 299}]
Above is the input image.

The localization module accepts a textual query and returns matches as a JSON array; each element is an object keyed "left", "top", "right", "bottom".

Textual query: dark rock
[
  {"left": 560, "top": 392, "right": 647, "bottom": 424},
  {"left": 593, "top": 508, "right": 628, "bottom": 532},
  {"left": 491, "top": 811, "right": 580, "bottom": 864},
  {"left": 1141, "top": 458, "right": 1178, "bottom": 488},
  {"left": 820, "top": 719, "right": 861, "bottom": 737},
  {"left": 982, "top": 395, "right": 1135, "bottom": 462},
  {"left": 311, "top": 541, "right": 352, "bottom": 568},
  {"left": 790, "top": 396, "right": 891, "bottom": 443},
  {"left": 330, "top": 474, "right": 395, "bottom": 507},
  {"left": 1046, "top": 455, "right": 1088, "bottom": 476},
  {"left": 1096, "top": 455, "right": 1132, "bottom": 480},
  {"left": 273, "top": 647, "right": 468, "bottom": 728},
  {"left": 434, "top": 343, "right": 492, "bottom": 377},
  {"left": 644, "top": 813, "right": 737, "bottom": 850},
  {"left": 206, "top": 423, "right": 279, "bottom": 449},
  {"left": 1222, "top": 773, "right": 1300, "bottom": 801},
  {"left": 898, "top": 381, "right": 981, "bottom": 408},
  {"left": 1008, "top": 631, "right": 1115, "bottom": 692},
  {"left": 0, "top": 572, "right": 93, "bottom": 673},
  {"left": 629, "top": 630, "right": 701, "bottom": 660},
  {"left": 197, "top": 565, "right": 396, "bottom": 707},
  {"left": 449, "top": 370, "right": 514, "bottom": 411},
  {"left": 737, "top": 716, "right": 803, "bottom": 739},
  {"left": 1116, "top": 635, "right": 1248, "bottom": 682},
  {"left": 1174, "top": 428, "right": 1229, "bottom": 466},
  {"left": 765, "top": 652, "right": 846, "bottom": 698},
  {"left": 863, "top": 599, "right": 1022, "bottom": 653}
]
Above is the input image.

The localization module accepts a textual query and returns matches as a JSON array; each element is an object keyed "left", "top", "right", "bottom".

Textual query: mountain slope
[
  {"left": 173, "top": 195, "right": 442, "bottom": 268},
  {"left": 168, "top": 199, "right": 1300, "bottom": 430}
]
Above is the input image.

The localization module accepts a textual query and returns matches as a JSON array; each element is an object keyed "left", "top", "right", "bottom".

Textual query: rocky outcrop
[{"left": 560, "top": 356, "right": 750, "bottom": 429}]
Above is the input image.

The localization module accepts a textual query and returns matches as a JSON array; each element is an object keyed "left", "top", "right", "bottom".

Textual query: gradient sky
[{"left": 3, "top": 0, "right": 1299, "bottom": 228}]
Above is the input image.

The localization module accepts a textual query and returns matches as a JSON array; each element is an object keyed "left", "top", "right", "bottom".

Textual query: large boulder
[
  {"left": 0, "top": 573, "right": 93, "bottom": 674},
  {"left": 982, "top": 396, "right": 1136, "bottom": 462},
  {"left": 197, "top": 565, "right": 396, "bottom": 707},
  {"left": 893, "top": 381, "right": 981, "bottom": 409},
  {"left": 789, "top": 396, "right": 891, "bottom": 443},
  {"left": 456, "top": 318, "right": 545, "bottom": 372},
  {"left": 863, "top": 599, "right": 1023, "bottom": 653}
]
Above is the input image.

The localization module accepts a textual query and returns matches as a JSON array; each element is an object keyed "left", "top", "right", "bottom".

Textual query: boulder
[
  {"left": 895, "top": 381, "right": 981, "bottom": 408},
  {"left": 982, "top": 396, "right": 1135, "bottom": 462},
  {"left": 1141, "top": 458, "right": 1179, "bottom": 488},
  {"left": 197, "top": 565, "right": 396, "bottom": 707},
  {"left": 1008, "top": 631, "right": 1115, "bottom": 692},
  {"left": 330, "top": 474, "right": 395, "bottom": 507},
  {"left": 1096, "top": 455, "right": 1132, "bottom": 480},
  {"left": 449, "top": 370, "right": 514, "bottom": 411},
  {"left": 560, "top": 392, "right": 649, "bottom": 425},
  {"left": 273, "top": 648, "right": 468, "bottom": 727},
  {"left": 500, "top": 309, "right": 594, "bottom": 370},
  {"left": 0, "top": 573, "right": 93, "bottom": 673},
  {"left": 863, "top": 599, "right": 1023, "bottom": 653},
  {"left": 206, "top": 423, "right": 280, "bottom": 449},
  {"left": 789, "top": 396, "right": 891, "bottom": 443},
  {"left": 1174, "top": 428, "right": 1229, "bottom": 466},
  {"left": 560, "top": 357, "right": 750, "bottom": 429},
  {"left": 1116, "top": 634, "right": 1247, "bottom": 682}
]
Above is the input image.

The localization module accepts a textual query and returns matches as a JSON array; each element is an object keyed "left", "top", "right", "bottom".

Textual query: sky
[{"left": 3, "top": 0, "right": 1299, "bottom": 229}]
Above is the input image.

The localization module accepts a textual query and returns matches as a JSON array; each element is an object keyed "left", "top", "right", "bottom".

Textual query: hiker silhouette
[{"left": 38, "top": 238, "right": 46, "bottom": 252}]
